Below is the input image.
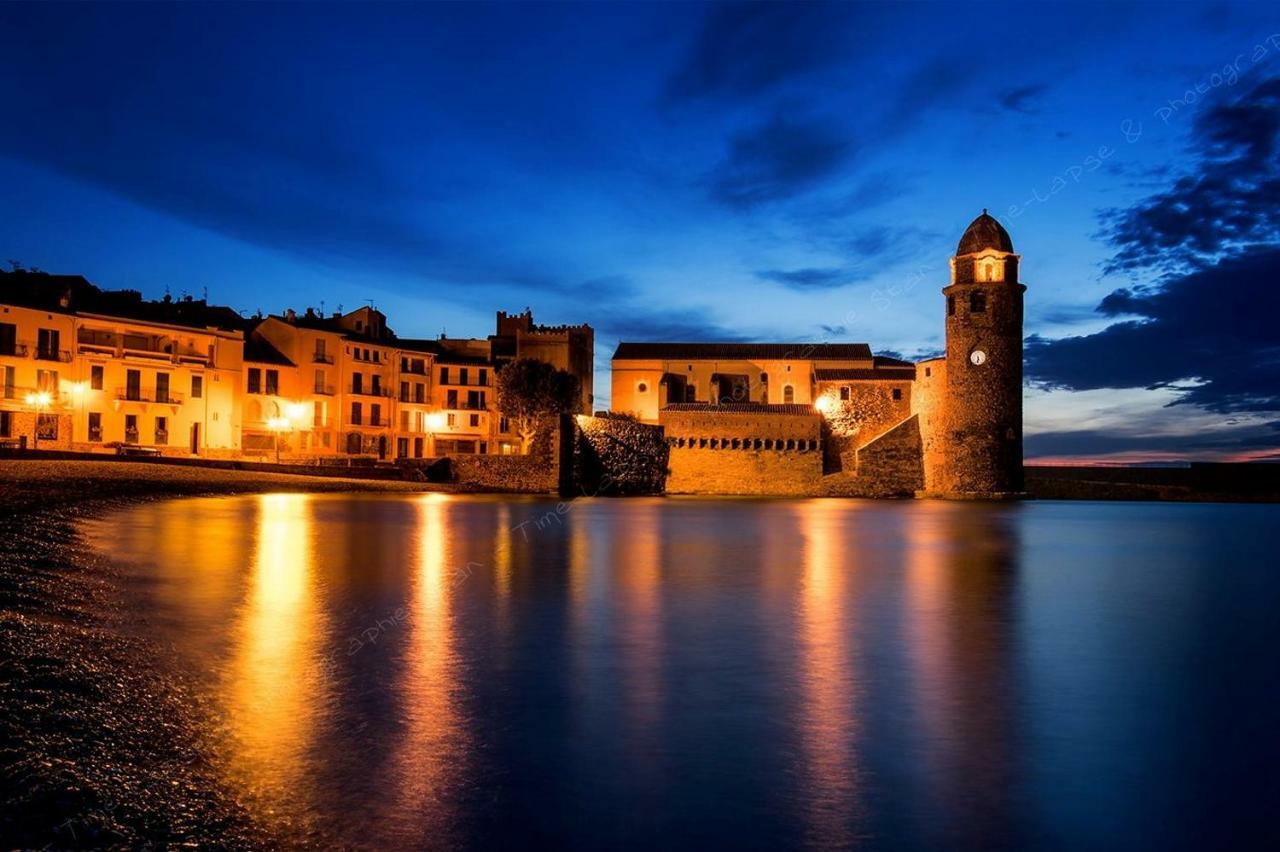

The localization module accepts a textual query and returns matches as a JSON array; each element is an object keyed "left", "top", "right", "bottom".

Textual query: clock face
[{"left": 970, "top": 349, "right": 987, "bottom": 366}]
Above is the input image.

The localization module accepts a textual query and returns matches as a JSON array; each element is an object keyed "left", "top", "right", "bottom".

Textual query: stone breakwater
[{"left": 0, "top": 460, "right": 432, "bottom": 849}]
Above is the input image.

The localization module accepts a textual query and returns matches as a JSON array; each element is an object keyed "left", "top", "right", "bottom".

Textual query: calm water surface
[{"left": 82, "top": 495, "right": 1280, "bottom": 850}]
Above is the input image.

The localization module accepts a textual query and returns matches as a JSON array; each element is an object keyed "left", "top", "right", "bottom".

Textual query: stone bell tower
[{"left": 939, "top": 210, "right": 1025, "bottom": 496}]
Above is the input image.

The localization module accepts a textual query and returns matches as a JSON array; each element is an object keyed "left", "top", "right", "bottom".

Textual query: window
[
  {"left": 414, "top": 383, "right": 425, "bottom": 404},
  {"left": 439, "top": 366, "right": 449, "bottom": 385},
  {"left": 413, "top": 437, "right": 423, "bottom": 458},
  {"left": 191, "top": 375, "right": 203, "bottom": 398},
  {"left": 155, "top": 416, "right": 168, "bottom": 445},
  {"left": 415, "top": 411, "right": 424, "bottom": 432},
  {"left": 447, "top": 412, "right": 457, "bottom": 427},
  {"left": 479, "top": 369, "right": 488, "bottom": 386},
  {"left": 314, "top": 369, "right": 326, "bottom": 394},
  {"left": 37, "top": 413, "right": 58, "bottom": 440},
  {"left": 352, "top": 372, "right": 363, "bottom": 394},
  {"left": 126, "top": 369, "right": 141, "bottom": 401},
  {"left": 637, "top": 382, "right": 648, "bottom": 394},
  {"left": 783, "top": 385, "right": 794, "bottom": 404},
  {"left": 351, "top": 402, "right": 362, "bottom": 425},
  {"left": 371, "top": 403, "right": 381, "bottom": 426},
  {"left": 467, "top": 390, "right": 483, "bottom": 409},
  {"left": 479, "top": 441, "right": 488, "bottom": 455},
  {"left": 499, "top": 416, "right": 510, "bottom": 433},
  {"left": 469, "top": 413, "right": 480, "bottom": 427},
  {"left": 892, "top": 388, "right": 902, "bottom": 401},
  {"left": 315, "top": 339, "right": 328, "bottom": 361},
  {"left": 37, "top": 369, "right": 59, "bottom": 397},
  {"left": 840, "top": 386, "right": 850, "bottom": 401},
  {"left": 91, "top": 365, "right": 104, "bottom": 390},
  {"left": 970, "top": 291, "right": 987, "bottom": 313},
  {"left": 925, "top": 367, "right": 932, "bottom": 377},
  {"left": 265, "top": 369, "right": 279, "bottom": 395},
  {"left": 3, "top": 366, "right": 13, "bottom": 399},
  {"left": 247, "top": 368, "right": 261, "bottom": 394},
  {"left": 155, "top": 372, "right": 170, "bottom": 404},
  {"left": 948, "top": 295, "right": 955, "bottom": 316},
  {"left": 400, "top": 381, "right": 409, "bottom": 402},
  {"left": 371, "top": 375, "right": 381, "bottom": 396},
  {"left": 124, "top": 414, "right": 139, "bottom": 443},
  {"left": 37, "top": 328, "right": 60, "bottom": 360},
  {"left": 0, "top": 322, "right": 16, "bottom": 356},
  {"left": 0, "top": 411, "right": 10, "bottom": 437},
  {"left": 313, "top": 400, "right": 324, "bottom": 428},
  {"left": 685, "top": 385, "right": 695, "bottom": 403},
  {"left": 460, "top": 368, "right": 469, "bottom": 386},
  {"left": 397, "top": 437, "right": 409, "bottom": 459},
  {"left": 400, "top": 410, "right": 410, "bottom": 430},
  {"left": 447, "top": 389, "right": 458, "bottom": 408}
]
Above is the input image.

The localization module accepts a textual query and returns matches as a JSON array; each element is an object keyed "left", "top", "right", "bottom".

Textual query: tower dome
[{"left": 956, "top": 209, "right": 1014, "bottom": 255}]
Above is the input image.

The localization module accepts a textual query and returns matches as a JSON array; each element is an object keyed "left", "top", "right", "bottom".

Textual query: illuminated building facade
[
  {"left": 610, "top": 211, "right": 1025, "bottom": 498},
  {"left": 0, "top": 270, "right": 592, "bottom": 460}
]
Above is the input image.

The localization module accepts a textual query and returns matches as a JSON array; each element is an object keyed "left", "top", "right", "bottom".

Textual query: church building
[{"left": 609, "top": 211, "right": 1025, "bottom": 498}]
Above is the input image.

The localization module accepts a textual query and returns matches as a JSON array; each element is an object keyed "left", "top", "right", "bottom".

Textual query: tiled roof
[
  {"left": 244, "top": 337, "right": 295, "bottom": 366},
  {"left": 613, "top": 342, "right": 872, "bottom": 361},
  {"left": 662, "top": 403, "right": 819, "bottom": 416}
]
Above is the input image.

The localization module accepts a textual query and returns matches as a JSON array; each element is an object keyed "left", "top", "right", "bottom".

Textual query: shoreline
[{"left": 0, "top": 461, "right": 449, "bottom": 849}]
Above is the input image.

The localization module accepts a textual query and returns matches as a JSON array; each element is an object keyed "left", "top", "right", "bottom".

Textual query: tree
[{"left": 494, "top": 358, "right": 581, "bottom": 454}]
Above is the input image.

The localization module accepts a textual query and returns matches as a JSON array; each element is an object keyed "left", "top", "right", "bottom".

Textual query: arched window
[{"left": 783, "top": 385, "right": 795, "bottom": 403}]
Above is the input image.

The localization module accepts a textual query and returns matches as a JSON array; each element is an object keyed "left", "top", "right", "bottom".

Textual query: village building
[{"left": 0, "top": 270, "right": 593, "bottom": 462}]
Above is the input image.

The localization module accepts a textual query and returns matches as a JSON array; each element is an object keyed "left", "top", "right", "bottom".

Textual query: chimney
[{"left": 286, "top": 308, "right": 297, "bottom": 323}]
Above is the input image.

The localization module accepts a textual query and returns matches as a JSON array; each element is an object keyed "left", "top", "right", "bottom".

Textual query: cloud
[
  {"left": 1098, "top": 75, "right": 1280, "bottom": 274},
  {"left": 997, "top": 83, "right": 1048, "bottom": 114},
  {"left": 755, "top": 267, "right": 850, "bottom": 291},
  {"left": 1025, "top": 423, "right": 1280, "bottom": 461},
  {"left": 665, "top": 1, "right": 855, "bottom": 102},
  {"left": 594, "top": 306, "right": 754, "bottom": 342},
  {"left": 1025, "top": 246, "right": 1280, "bottom": 415},
  {"left": 707, "top": 111, "right": 854, "bottom": 208},
  {"left": 884, "top": 58, "right": 976, "bottom": 129}
]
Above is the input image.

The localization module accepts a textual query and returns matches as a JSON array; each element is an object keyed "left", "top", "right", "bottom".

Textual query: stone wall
[
  {"left": 911, "top": 358, "right": 948, "bottom": 493},
  {"left": 816, "top": 381, "right": 913, "bottom": 472},
  {"left": 660, "top": 406, "right": 823, "bottom": 495},
  {"left": 851, "top": 414, "right": 924, "bottom": 496},
  {"left": 570, "top": 414, "right": 667, "bottom": 495},
  {"left": 447, "top": 453, "right": 558, "bottom": 493}
]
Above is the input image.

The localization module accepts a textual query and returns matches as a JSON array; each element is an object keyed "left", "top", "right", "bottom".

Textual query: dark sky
[{"left": 2, "top": 1, "right": 1279, "bottom": 462}]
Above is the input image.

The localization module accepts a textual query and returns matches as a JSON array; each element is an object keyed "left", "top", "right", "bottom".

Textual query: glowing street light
[
  {"left": 425, "top": 412, "right": 446, "bottom": 456},
  {"left": 814, "top": 393, "right": 836, "bottom": 416},
  {"left": 266, "top": 415, "right": 292, "bottom": 464},
  {"left": 24, "top": 390, "right": 52, "bottom": 450}
]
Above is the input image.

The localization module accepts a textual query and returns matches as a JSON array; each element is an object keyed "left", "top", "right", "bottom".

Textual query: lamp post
[
  {"left": 426, "top": 411, "right": 446, "bottom": 457},
  {"left": 24, "top": 390, "right": 51, "bottom": 450},
  {"left": 266, "top": 416, "right": 291, "bottom": 464}
]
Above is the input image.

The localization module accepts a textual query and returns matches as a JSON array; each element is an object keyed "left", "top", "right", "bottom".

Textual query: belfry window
[{"left": 970, "top": 291, "right": 987, "bottom": 313}]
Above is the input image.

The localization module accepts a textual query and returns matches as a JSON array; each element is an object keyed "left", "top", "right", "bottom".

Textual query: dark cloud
[
  {"left": 708, "top": 111, "right": 854, "bottom": 208},
  {"left": 665, "top": 1, "right": 855, "bottom": 102},
  {"left": 1099, "top": 75, "right": 1280, "bottom": 275},
  {"left": 885, "top": 58, "right": 976, "bottom": 129},
  {"left": 820, "top": 324, "right": 848, "bottom": 336},
  {"left": 998, "top": 83, "right": 1048, "bottom": 114},
  {"left": 755, "top": 267, "right": 851, "bottom": 291},
  {"left": 1025, "top": 247, "right": 1280, "bottom": 414},
  {"left": 1026, "top": 423, "right": 1280, "bottom": 460}
]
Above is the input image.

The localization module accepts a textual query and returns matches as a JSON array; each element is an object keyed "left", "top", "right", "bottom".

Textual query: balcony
[
  {"left": 350, "top": 385, "right": 392, "bottom": 397},
  {"left": 348, "top": 418, "right": 390, "bottom": 429},
  {"left": 35, "top": 347, "right": 73, "bottom": 363},
  {"left": 313, "top": 384, "right": 336, "bottom": 396},
  {"left": 115, "top": 388, "right": 185, "bottom": 405},
  {"left": 0, "top": 342, "right": 28, "bottom": 358},
  {"left": 313, "top": 352, "right": 334, "bottom": 364}
]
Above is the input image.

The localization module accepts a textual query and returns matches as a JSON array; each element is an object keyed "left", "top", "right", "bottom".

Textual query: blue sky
[{"left": 3, "top": 1, "right": 1279, "bottom": 461}]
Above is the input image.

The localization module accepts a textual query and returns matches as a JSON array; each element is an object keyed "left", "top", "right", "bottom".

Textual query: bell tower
[{"left": 940, "top": 210, "right": 1025, "bottom": 496}]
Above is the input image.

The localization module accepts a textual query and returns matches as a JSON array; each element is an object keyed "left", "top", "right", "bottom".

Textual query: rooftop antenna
[
  {"left": 365, "top": 298, "right": 376, "bottom": 309},
  {"left": 320, "top": 299, "right": 326, "bottom": 315},
  {"left": 202, "top": 286, "right": 208, "bottom": 302}
]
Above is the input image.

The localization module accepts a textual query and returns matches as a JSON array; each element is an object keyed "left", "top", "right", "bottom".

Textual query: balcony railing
[
  {"left": 0, "top": 343, "right": 28, "bottom": 358},
  {"left": 313, "top": 384, "right": 336, "bottom": 396},
  {"left": 313, "top": 352, "right": 334, "bottom": 364},
  {"left": 350, "top": 386, "right": 392, "bottom": 397},
  {"left": 125, "top": 428, "right": 139, "bottom": 444},
  {"left": 348, "top": 418, "right": 390, "bottom": 429},
  {"left": 115, "top": 388, "right": 185, "bottom": 404},
  {"left": 35, "top": 347, "right": 73, "bottom": 363}
]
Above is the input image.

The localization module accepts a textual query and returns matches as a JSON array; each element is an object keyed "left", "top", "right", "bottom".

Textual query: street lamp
[
  {"left": 24, "top": 390, "right": 51, "bottom": 450},
  {"left": 266, "top": 416, "right": 292, "bottom": 464},
  {"left": 426, "top": 411, "right": 446, "bottom": 456}
]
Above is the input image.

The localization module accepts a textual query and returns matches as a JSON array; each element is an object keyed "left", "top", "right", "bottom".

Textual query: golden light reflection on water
[
  {"left": 386, "top": 495, "right": 466, "bottom": 843},
  {"left": 224, "top": 493, "right": 329, "bottom": 823},
  {"left": 795, "top": 501, "right": 861, "bottom": 848}
]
